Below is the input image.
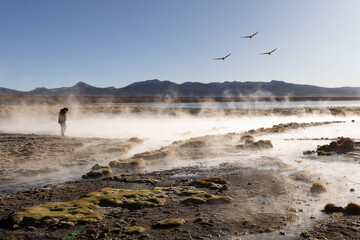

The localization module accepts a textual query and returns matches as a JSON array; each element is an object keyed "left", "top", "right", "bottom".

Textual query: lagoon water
[{"left": 120, "top": 100, "right": 360, "bottom": 109}]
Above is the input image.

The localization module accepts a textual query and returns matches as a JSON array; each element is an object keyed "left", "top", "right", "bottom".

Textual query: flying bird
[
  {"left": 213, "top": 53, "right": 231, "bottom": 60},
  {"left": 259, "top": 48, "right": 278, "bottom": 55},
  {"left": 241, "top": 31, "right": 259, "bottom": 39}
]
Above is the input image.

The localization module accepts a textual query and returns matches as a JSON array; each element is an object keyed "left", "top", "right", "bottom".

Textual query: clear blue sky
[{"left": 1, "top": 0, "right": 360, "bottom": 90}]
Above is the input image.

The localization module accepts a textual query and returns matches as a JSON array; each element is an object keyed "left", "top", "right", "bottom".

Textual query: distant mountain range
[{"left": 1, "top": 79, "right": 360, "bottom": 98}]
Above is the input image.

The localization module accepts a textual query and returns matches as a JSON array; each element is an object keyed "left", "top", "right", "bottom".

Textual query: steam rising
[
  {"left": 1, "top": 107, "right": 358, "bottom": 150},
  {"left": 1, "top": 102, "right": 360, "bottom": 239}
]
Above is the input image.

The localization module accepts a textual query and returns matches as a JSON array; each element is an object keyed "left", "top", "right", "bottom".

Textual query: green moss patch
[
  {"left": 84, "top": 188, "right": 164, "bottom": 209},
  {"left": 12, "top": 199, "right": 101, "bottom": 226},
  {"left": 125, "top": 226, "right": 145, "bottom": 235},
  {"left": 180, "top": 189, "right": 233, "bottom": 205},
  {"left": 12, "top": 188, "right": 165, "bottom": 228},
  {"left": 122, "top": 198, "right": 164, "bottom": 210},
  {"left": 153, "top": 187, "right": 176, "bottom": 191},
  {"left": 179, "top": 190, "right": 207, "bottom": 196},
  {"left": 192, "top": 177, "right": 227, "bottom": 188},
  {"left": 154, "top": 218, "right": 185, "bottom": 229}
]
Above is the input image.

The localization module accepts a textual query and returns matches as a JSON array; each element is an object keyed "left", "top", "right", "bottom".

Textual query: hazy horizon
[{"left": 3, "top": 79, "right": 360, "bottom": 92}]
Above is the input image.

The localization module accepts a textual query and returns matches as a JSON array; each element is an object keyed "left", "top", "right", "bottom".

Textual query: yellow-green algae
[
  {"left": 180, "top": 189, "right": 233, "bottom": 205},
  {"left": 84, "top": 188, "right": 165, "bottom": 209},
  {"left": 156, "top": 218, "right": 185, "bottom": 228},
  {"left": 13, "top": 199, "right": 100, "bottom": 225},
  {"left": 180, "top": 190, "right": 206, "bottom": 196},
  {"left": 192, "top": 177, "right": 227, "bottom": 187},
  {"left": 13, "top": 188, "right": 164, "bottom": 226},
  {"left": 153, "top": 187, "right": 176, "bottom": 191},
  {"left": 125, "top": 226, "right": 145, "bottom": 235}
]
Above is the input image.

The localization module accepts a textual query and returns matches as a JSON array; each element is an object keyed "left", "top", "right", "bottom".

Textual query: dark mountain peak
[
  {"left": 32, "top": 87, "right": 48, "bottom": 91},
  {"left": 144, "top": 79, "right": 161, "bottom": 83},
  {"left": 29, "top": 87, "right": 50, "bottom": 94},
  {"left": 72, "top": 82, "right": 94, "bottom": 89},
  {"left": 1, "top": 79, "right": 360, "bottom": 98},
  {"left": 270, "top": 80, "right": 286, "bottom": 84},
  {"left": 181, "top": 81, "right": 204, "bottom": 86},
  {"left": 141, "top": 79, "right": 173, "bottom": 85},
  {"left": 124, "top": 79, "right": 177, "bottom": 89}
]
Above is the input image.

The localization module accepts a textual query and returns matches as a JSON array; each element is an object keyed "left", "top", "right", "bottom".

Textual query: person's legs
[{"left": 60, "top": 123, "right": 66, "bottom": 137}]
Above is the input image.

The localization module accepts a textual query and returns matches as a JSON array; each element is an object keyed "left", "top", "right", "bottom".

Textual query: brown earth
[
  {"left": 0, "top": 166, "right": 298, "bottom": 240},
  {"left": 302, "top": 213, "right": 360, "bottom": 240}
]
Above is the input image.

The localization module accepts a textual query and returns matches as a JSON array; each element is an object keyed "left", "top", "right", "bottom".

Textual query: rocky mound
[
  {"left": 317, "top": 137, "right": 355, "bottom": 155},
  {"left": 236, "top": 139, "right": 273, "bottom": 150}
]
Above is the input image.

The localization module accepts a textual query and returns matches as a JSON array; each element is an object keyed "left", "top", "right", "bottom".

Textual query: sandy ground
[{"left": 0, "top": 110, "right": 360, "bottom": 239}]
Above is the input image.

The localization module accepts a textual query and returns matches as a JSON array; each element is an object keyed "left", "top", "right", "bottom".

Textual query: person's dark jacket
[{"left": 58, "top": 108, "right": 68, "bottom": 124}]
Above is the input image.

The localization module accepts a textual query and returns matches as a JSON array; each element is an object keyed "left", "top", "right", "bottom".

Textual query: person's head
[{"left": 61, "top": 108, "right": 69, "bottom": 113}]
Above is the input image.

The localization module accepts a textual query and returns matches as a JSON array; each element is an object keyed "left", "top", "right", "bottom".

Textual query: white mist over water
[
  {"left": 1, "top": 113, "right": 358, "bottom": 152},
  {"left": 1, "top": 111, "right": 360, "bottom": 239},
  {"left": 121, "top": 100, "right": 360, "bottom": 109}
]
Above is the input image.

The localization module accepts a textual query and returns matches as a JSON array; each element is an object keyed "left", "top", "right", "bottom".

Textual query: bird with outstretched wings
[
  {"left": 259, "top": 48, "right": 277, "bottom": 55},
  {"left": 213, "top": 53, "right": 231, "bottom": 60},
  {"left": 241, "top": 31, "right": 259, "bottom": 39}
]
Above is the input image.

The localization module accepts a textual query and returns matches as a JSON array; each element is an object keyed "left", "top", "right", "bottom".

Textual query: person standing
[{"left": 58, "top": 108, "right": 68, "bottom": 137}]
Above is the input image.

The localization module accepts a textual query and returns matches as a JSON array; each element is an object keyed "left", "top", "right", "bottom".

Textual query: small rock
[
  {"left": 350, "top": 188, "right": 355, "bottom": 192},
  {"left": 139, "top": 234, "right": 149, "bottom": 239},
  {"left": 209, "top": 183, "right": 223, "bottom": 190},
  {"left": 193, "top": 217, "right": 203, "bottom": 223},
  {"left": 221, "top": 228, "right": 231, "bottom": 235},
  {"left": 280, "top": 230, "right": 286, "bottom": 235},
  {"left": 58, "top": 221, "right": 75, "bottom": 228},
  {"left": 26, "top": 226, "right": 36, "bottom": 231}
]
